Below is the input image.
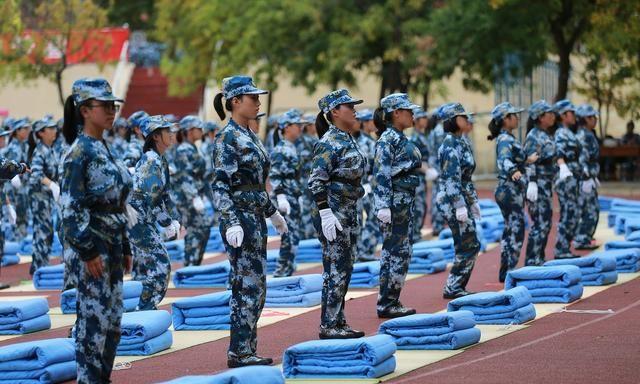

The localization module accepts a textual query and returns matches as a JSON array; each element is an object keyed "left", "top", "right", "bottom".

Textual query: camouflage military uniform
[
  {"left": 295, "top": 133, "right": 318, "bottom": 240},
  {"left": 0, "top": 154, "right": 27, "bottom": 262},
  {"left": 427, "top": 124, "right": 447, "bottom": 234},
  {"left": 124, "top": 136, "right": 144, "bottom": 168},
  {"left": 553, "top": 124, "right": 581, "bottom": 258},
  {"left": 574, "top": 123, "right": 600, "bottom": 246},
  {"left": 3, "top": 137, "right": 30, "bottom": 240},
  {"left": 409, "top": 128, "right": 429, "bottom": 242},
  {"left": 355, "top": 131, "right": 379, "bottom": 260}
]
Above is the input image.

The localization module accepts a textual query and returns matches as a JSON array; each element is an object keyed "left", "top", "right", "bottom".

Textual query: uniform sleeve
[
  {"left": 212, "top": 132, "right": 241, "bottom": 228},
  {"left": 269, "top": 147, "right": 294, "bottom": 195},
  {"left": 523, "top": 134, "right": 538, "bottom": 182},
  {"left": 554, "top": 128, "right": 570, "bottom": 162},
  {"left": 439, "top": 143, "right": 466, "bottom": 209},
  {"left": 0, "top": 157, "right": 24, "bottom": 180},
  {"left": 496, "top": 136, "right": 518, "bottom": 177},
  {"left": 373, "top": 138, "right": 394, "bottom": 210},
  {"left": 577, "top": 131, "right": 590, "bottom": 178},
  {"left": 173, "top": 146, "right": 199, "bottom": 201},
  {"left": 308, "top": 141, "right": 334, "bottom": 210},
  {"left": 427, "top": 132, "right": 438, "bottom": 169}
]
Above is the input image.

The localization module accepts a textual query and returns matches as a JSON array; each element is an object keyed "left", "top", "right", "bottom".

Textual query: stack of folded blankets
[
  {"left": 266, "top": 220, "right": 279, "bottom": 237},
  {"left": 478, "top": 216, "right": 504, "bottom": 243},
  {"left": 33, "top": 264, "right": 64, "bottom": 290},
  {"left": 283, "top": 334, "right": 397, "bottom": 379},
  {"left": 166, "top": 239, "right": 185, "bottom": 261},
  {"left": 447, "top": 286, "right": 536, "bottom": 324},
  {"left": 18, "top": 235, "right": 62, "bottom": 257},
  {"left": 172, "top": 261, "right": 230, "bottom": 288},
  {"left": 117, "top": 310, "right": 173, "bottom": 356},
  {"left": 413, "top": 239, "right": 454, "bottom": 261},
  {"left": 627, "top": 230, "right": 640, "bottom": 242},
  {"left": 1, "top": 241, "right": 21, "bottom": 267},
  {"left": 604, "top": 239, "right": 640, "bottom": 250},
  {"left": 598, "top": 195, "right": 615, "bottom": 211},
  {"left": 171, "top": 290, "right": 231, "bottom": 330},
  {"left": 205, "top": 228, "right": 225, "bottom": 253},
  {"left": 161, "top": 366, "right": 285, "bottom": 384},
  {"left": 505, "top": 265, "right": 583, "bottom": 303},
  {"left": 545, "top": 255, "right": 618, "bottom": 286},
  {"left": 266, "top": 274, "right": 323, "bottom": 307},
  {"left": 0, "top": 298, "right": 51, "bottom": 335},
  {"left": 0, "top": 338, "right": 76, "bottom": 383},
  {"left": 622, "top": 218, "right": 640, "bottom": 237},
  {"left": 60, "top": 280, "right": 142, "bottom": 314},
  {"left": 612, "top": 214, "right": 640, "bottom": 235},
  {"left": 592, "top": 249, "right": 640, "bottom": 273},
  {"left": 295, "top": 238, "right": 323, "bottom": 263},
  {"left": 266, "top": 249, "right": 279, "bottom": 274},
  {"left": 408, "top": 247, "right": 447, "bottom": 274},
  {"left": 349, "top": 261, "right": 380, "bottom": 288},
  {"left": 378, "top": 311, "right": 480, "bottom": 350}
]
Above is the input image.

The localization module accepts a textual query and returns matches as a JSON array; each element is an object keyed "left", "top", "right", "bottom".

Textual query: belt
[
  {"left": 331, "top": 176, "right": 361, "bottom": 187},
  {"left": 232, "top": 184, "right": 266, "bottom": 192}
]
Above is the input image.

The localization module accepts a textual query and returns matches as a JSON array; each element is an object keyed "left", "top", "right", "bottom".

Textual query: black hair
[
  {"left": 27, "top": 131, "right": 38, "bottom": 164},
  {"left": 213, "top": 93, "right": 234, "bottom": 121},
  {"left": 526, "top": 116, "right": 536, "bottom": 134},
  {"left": 273, "top": 127, "right": 282, "bottom": 146},
  {"left": 63, "top": 95, "right": 86, "bottom": 144},
  {"left": 427, "top": 114, "right": 438, "bottom": 133},
  {"left": 373, "top": 107, "right": 393, "bottom": 137},
  {"left": 576, "top": 116, "right": 586, "bottom": 128},
  {"left": 487, "top": 117, "right": 504, "bottom": 141},
  {"left": 443, "top": 118, "right": 461, "bottom": 133},
  {"left": 549, "top": 112, "right": 562, "bottom": 135},
  {"left": 315, "top": 111, "right": 333, "bottom": 139},
  {"left": 176, "top": 129, "right": 185, "bottom": 144}
]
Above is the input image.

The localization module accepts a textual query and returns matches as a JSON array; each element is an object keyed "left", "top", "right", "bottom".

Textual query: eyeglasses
[{"left": 87, "top": 102, "right": 120, "bottom": 113}]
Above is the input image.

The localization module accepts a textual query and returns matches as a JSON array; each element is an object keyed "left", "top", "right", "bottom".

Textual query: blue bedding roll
[
  {"left": 33, "top": 264, "right": 64, "bottom": 290},
  {"left": 265, "top": 291, "right": 322, "bottom": 307},
  {"left": 60, "top": 280, "right": 142, "bottom": 314},
  {"left": 447, "top": 286, "right": 532, "bottom": 315},
  {"left": 469, "top": 303, "right": 537, "bottom": 324},
  {"left": 605, "top": 240, "right": 640, "bottom": 250},
  {"left": 159, "top": 366, "right": 284, "bottom": 384},
  {"left": 505, "top": 265, "right": 582, "bottom": 289},
  {"left": 378, "top": 311, "right": 476, "bottom": 337},
  {"left": 0, "top": 314, "right": 51, "bottom": 335},
  {"left": 0, "top": 338, "right": 76, "bottom": 383},
  {"left": 582, "top": 270, "right": 619, "bottom": 286},
  {"left": 0, "top": 254, "right": 19, "bottom": 267},
  {"left": 594, "top": 248, "right": 640, "bottom": 272},
  {"left": 266, "top": 274, "right": 323, "bottom": 297},
  {"left": 119, "top": 310, "right": 172, "bottom": 345},
  {"left": 408, "top": 260, "right": 447, "bottom": 274},
  {"left": 390, "top": 327, "right": 481, "bottom": 350},
  {"left": 349, "top": 261, "right": 381, "bottom": 288},
  {"left": 117, "top": 330, "right": 173, "bottom": 356},
  {"left": 525, "top": 285, "right": 584, "bottom": 303},
  {"left": 3, "top": 241, "right": 20, "bottom": 255},
  {"left": 172, "top": 291, "right": 231, "bottom": 330},
  {"left": 173, "top": 261, "right": 231, "bottom": 288},
  {"left": 544, "top": 255, "right": 617, "bottom": 283},
  {"left": 0, "top": 298, "right": 48, "bottom": 325},
  {"left": 627, "top": 230, "right": 640, "bottom": 242}
]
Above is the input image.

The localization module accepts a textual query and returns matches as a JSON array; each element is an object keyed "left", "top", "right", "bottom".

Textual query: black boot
[
  {"left": 227, "top": 355, "right": 273, "bottom": 368},
  {"left": 377, "top": 305, "right": 416, "bottom": 319}
]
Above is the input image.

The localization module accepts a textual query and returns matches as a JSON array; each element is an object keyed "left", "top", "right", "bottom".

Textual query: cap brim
[
  {"left": 345, "top": 99, "right": 363, "bottom": 105},
  {"left": 510, "top": 107, "right": 525, "bottom": 113},
  {"left": 244, "top": 88, "right": 269, "bottom": 95},
  {"left": 95, "top": 95, "right": 124, "bottom": 102}
]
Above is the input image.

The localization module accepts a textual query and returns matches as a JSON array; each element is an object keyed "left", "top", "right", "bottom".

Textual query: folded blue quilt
[
  {"left": 172, "top": 291, "right": 231, "bottom": 330},
  {"left": 120, "top": 310, "right": 172, "bottom": 345},
  {"left": 0, "top": 254, "right": 19, "bottom": 267},
  {"left": 265, "top": 291, "right": 322, "bottom": 307},
  {"left": 386, "top": 327, "right": 480, "bottom": 350},
  {"left": 408, "top": 260, "right": 448, "bottom": 274},
  {"left": 0, "top": 314, "right": 51, "bottom": 335},
  {"left": 505, "top": 265, "right": 582, "bottom": 289},
  {"left": 593, "top": 248, "right": 640, "bottom": 273},
  {"left": 117, "top": 330, "right": 172, "bottom": 356},
  {"left": 159, "top": 366, "right": 285, "bottom": 384},
  {"left": 33, "top": 264, "right": 64, "bottom": 290},
  {"left": 412, "top": 247, "right": 445, "bottom": 261},
  {"left": 624, "top": 218, "right": 640, "bottom": 237},
  {"left": 605, "top": 240, "right": 640, "bottom": 250},
  {"left": 544, "top": 255, "right": 617, "bottom": 286},
  {"left": 3, "top": 241, "right": 20, "bottom": 255},
  {"left": 266, "top": 274, "right": 323, "bottom": 297},
  {"left": 413, "top": 239, "right": 454, "bottom": 260},
  {"left": 525, "top": 285, "right": 584, "bottom": 303},
  {"left": 166, "top": 239, "right": 185, "bottom": 261},
  {"left": 283, "top": 334, "right": 397, "bottom": 379},
  {"left": 447, "top": 287, "right": 533, "bottom": 317},
  {"left": 627, "top": 230, "right": 640, "bottom": 242},
  {"left": 173, "top": 261, "right": 231, "bottom": 288},
  {"left": 205, "top": 229, "right": 225, "bottom": 253},
  {"left": 266, "top": 249, "right": 279, "bottom": 274},
  {"left": 350, "top": 261, "right": 380, "bottom": 288},
  {"left": 582, "top": 270, "right": 618, "bottom": 286},
  {"left": 0, "top": 298, "right": 48, "bottom": 326},
  {"left": 0, "top": 338, "right": 76, "bottom": 383},
  {"left": 60, "top": 280, "right": 142, "bottom": 314}
]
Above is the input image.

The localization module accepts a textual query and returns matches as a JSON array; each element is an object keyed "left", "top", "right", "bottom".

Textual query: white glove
[
  {"left": 319, "top": 208, "right": 343, "bottom": 242},
  {"left": 526, "top": 181, "right": 538, "bottom": 202},
  {"left": 455, "top": 206, "right": 468, "bottom": 223},
  {"left": 376, "top": 208, "right": 392, "bottom": 224},
  {"left": 10, "top": 175, "right": 21, "bottom": 188},
  {"left": 48, "top": 181, "right": 60, "bottom": 202},
  {"left": 470, "top": 202, "right": 481, "bottom": 220},
  {"left": 558, "top": 163, "right": 572, "bottom": 180},
  {"left": 581, "top": 178, "right": 595, "bottom": 193},
  {"left": 594, "top": 177, "right": 601, "bottom": 188},
  {"left": 7, "top": 204, "right": 16, "bottom": 225},
  {"left": 128, "top": 167, "right": 136, "bottom": 175},
  {"left": 362, "top": 184, "right": 372, "bottom": 197},
  {"left": 425, "top": 168, "right": 439, "bottom": 181},
  {"left": 125, "top": 204, "right": 139, "bottom": 229},
  {"left": 192, "top": 196, "right": 205, "bottom": 212},
  {"left": 163, "top": 219, "right": 180, "bottom": 240},
  {"left": 226, "top": 225, "right": 244, "bottom": 248},
  {"left": 270, "top": 211, "right": 289, "bottom": 235},
  {"left": 276, "top": 194, "right": 291, "bottom": 216}
]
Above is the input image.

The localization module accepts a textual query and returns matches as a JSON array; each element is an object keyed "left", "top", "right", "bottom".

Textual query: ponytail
[
  {"left": 373, "top": 107, "right": 387, "bottom": 137},
  {"left": 63, "top": 95, "right": 82, "bottom": 144},
  {"left": 273, "top": 127, "right": 281, "bottom": 146},
  {"left": 27, "top": 131, "right": 38, "bottom": 164},
  {"left": 526, "top": 116, "right": 536, "bottom": 134},
  {"left": 487, "top": 118, "right": 502, "bottom": 141},
  {"left": 315, "top": 111, "right": 330, "bottom": 139},
  {"left": 214, "top": 93, "right": 226, "bottom": 120}
]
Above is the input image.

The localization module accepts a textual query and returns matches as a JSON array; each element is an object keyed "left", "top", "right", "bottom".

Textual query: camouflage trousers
[
  {"left": 412, "top": 177, "right": 427, "bottom": 242},
  {"left": 223, "top": 211, "right": 267, "bottom": 358},
  {"left": 313, "top": 197, "right": 359, "bottom": 329},
  {"left": 430, "top": 180, "right": 446, "bottom": 235},
  {"left": 554, "top": 175, "right": 579, "bottom": 258},
  {"left": 378, "top": 190, "right": 414, "bottom": 312},
  {"left": 9, "top": 191, "right": 29, "bottom": 241},
  {"left": 274, "top": 195, "right": 301, "bottom": 277},
  {"left": 29, "top": 193, "right": 54, "bottom": 275},
  {"left": 574, "top": 183, "right": 599, "bottom": 246},
  {"left": 356, "top": 192, "right": 379, "bottom": 261},
  {"left": 439, "top": 203, "right": 480, "bottom": 295},
  {"left": 299, "top": 179, "right": 317, "bottom": 240},
  {"left": 76, "top": 237, "right": 124, "bottom": 384},
  {"left": 178, "top": 204, "right": 211, "bottom": 266},
  {"left": 495, "top": 180, "right": 525, "bottom": 280},
  {"left": 525, "top": 177, "right": 553, "bottom": 266},
  {"left": 129, "top": 221, "right": 171, "bottom": 310}
]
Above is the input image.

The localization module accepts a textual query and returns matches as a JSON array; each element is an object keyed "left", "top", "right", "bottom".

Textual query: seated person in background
[
  {"left": 621, "top": 121, "right": 640, "bottom": 146},
  {"left": 620, "top": 121, "right": 640, "bottom": 181}
]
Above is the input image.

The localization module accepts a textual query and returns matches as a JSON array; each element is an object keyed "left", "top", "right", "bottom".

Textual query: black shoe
[
  {"left": 319, "top": 327, "right": 365, "bottom": 339},
  {"left": 0, "top": 282, "right": 9, "bottom": 290},
  {"left": 443, "top": 290, "right": 476, "bottom": 300},
  {"left": 556, "top": 254, "right": 580, "bottom": 260},
  {"left": 377, "top": 306, "right": 416, "bottom": 319},
  {"left": 337, "top": 323, "right": 365, "bottom": 338},
  {"left": 574, "top": 243, "right": 599, "bottom": 250},
  {"left": 227, "top": 355, "right": 273, "bottom": 368}
]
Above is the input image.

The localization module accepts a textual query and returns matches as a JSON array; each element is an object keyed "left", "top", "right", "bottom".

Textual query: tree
[{"left": 0, "top": 0, "right": 109, "bottom": 107}]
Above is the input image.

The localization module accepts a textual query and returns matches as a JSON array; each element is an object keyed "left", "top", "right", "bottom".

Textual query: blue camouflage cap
[
  {"left": 179, "top": 115, "right": 203, "bottom": 131},
  {"left": 412, "top": 106, "right": 428, "bottom": 119},
  {"left": 528, "top": 100, "right": 553, "bottom": 120},
  {"left": 356, "top": 109, "right": 374, "bottom": 121},
  {"left": 2, "top": 117, "right": 15, "bottom": 131},
  {"left": 303, "top": 113, "right": 315, "bottom": 124},
  {"left": 318, "top": 89, "right": 363, "bottom": 114},
  {"left": 112, "top": 117, "right": 128, "bottom": 130},
  {"left": 278, "top": 109, "right": 305, "bottom": 129},
  {"left": 491, "top": 101, "right": 524, "bottom": 121},
  {"left": 56, "top": 118, "right": 64, "bottom": 130},
  {"left": 33, "top": 115, "right": 57, "bottom": 132},
  {"left": 203, "top": 121, "right": 219, "bottom": 133},
  {"left": 163, "top": 114, "right": 177, "bottom": 123},
  {"left": 576, "top": 104, "right": 599, "bottom": 118},
  {"left": 222, "top": 75, "right": 268, "bottom": 99},
  {"left": 380, "top": 93, "right": 420, "bottom": 114},
  {"left": 71, "top": 77, "right": 123, "bottom": 104},
  {"left": 127, "top": 110, "right": 149, "bottom": 128},
  {"left": 10, "top": 117, "right": 31, "bottom": 132},
  {"left": 553, "top": 99, "right": 576, "bottom": 115},
  {"left": 140, "top": 115, "right": 173, "bottom": 139},
  {"left": 438, "top": 102, "right": 473, "bottom": 121}
]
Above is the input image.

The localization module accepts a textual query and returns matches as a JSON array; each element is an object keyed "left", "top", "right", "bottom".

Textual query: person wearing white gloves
[
  {"left": 552, "top": 99, "right": 582, "bottom": 259},
  {"left": 127, "top": 115, "right": 180, "bottom": 311},
  {"left": 573, "top": 104, "right": 601, "bottom": 250},
  {"left": 26, "top": 116, "right": 60, "bottom": 275},
  {"left": 434, "top": 103, "right": 481, "bottom": 299},
  {"left": 269, "top": 109, "right": 305, "bottom": 277},
  {"left": 488, "top": 102, "right": 539, "bottom": 282},
  {"left": 371, "top": 94, "right": 423, "bottom": 319},
  {"left": 211, "top": 76, "right": 288, "bottom": 368},
  {"left": 308, "top": 89, "right": 366, "bottom": 340},
  {"left": 173, "top": 115, "right": 211, "bottom": 267},
  {"left": 524, "top": 100, "right": 557, "bottom": 266},
  {"left": 3, "top": 117, "right": 31, "bottom": 240}
]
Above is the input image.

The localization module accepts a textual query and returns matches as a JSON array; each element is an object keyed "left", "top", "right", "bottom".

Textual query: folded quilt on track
[
  {"left": 592, "top": 248, "right": 640, "bottom": 273},
  {"left": 545, "top": 255, "right": 618, "bottom": 286},
  {"left": 413, "top": 239, "right": 454, "bottom": 260},
  {"left": 447, "top": 286, "right": 536, "bottom": 324},
  {"left": 0, "top": 254, "right": 19, "bottom": 267},
  {"left": 0, "top": 298, "right": 50, "bottom": 335},
  {"left": 33, "top": 264, "right": 64, "bottom": 290},
  {"left": 265, "top": 274, "right": 323, "bottom": 307},
  {"left": 349, "top": 261, "right": 380, "bottom": 288},
  {"left": 173, "top": 261, "right": 230, "bottom": 288},
  {"left": 409, "top": 247, "right": 448, "bottom": 274},
  {"left": 505, "top": 266, "right": 583, "bottom": 303},
  {"left": 159, "top": 366, "right": 285, "bottom": 384},
  {"left": 605, "top": 240, "right": 640, "bottom": 251},
  {"left": 295, "top": 239, "right": 323, "bottom": 262},
  {"left": 627, "top": 230, "right": 640, "bottom": 241},
  {"left": 166, "top": 239, "right": 185, "bottom": 261},
  {"left": 117, "top": 310, "right": 172, "bottom": 356},
  {"left": 205, "top": 229, "right": 225, "bottom": 252},
  {"left": 0, "top": 338, "right": 76, "bottom": 383},
  {"left": 172, "top": 290, "right": 231, "bottom": 330},
  {"left": 283, "top": 334, "right": 397, "bottom": 379},
  {"left": 60, "top": 280, "right": 142, "bottom": 314},
  {"left": 266, "top": 249, "right": 279, "bottom": 274}
]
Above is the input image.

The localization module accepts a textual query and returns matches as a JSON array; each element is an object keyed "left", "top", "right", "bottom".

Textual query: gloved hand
[
  {"left": 192, "top": 196, "right": 205, "bottom": 212},
  {"left": 163, "top": 220, "right": 181, "bottom": 240},
  {"left": 225, "top": 225, "right": 244, "bottom": 248},
  {"left": 128, "top": 167, "right": 136, "bottom": 175},
  {"left": 362, "top": 183, "right": 372, "bottom": 197},
  {"left": 526, "top": 181, "right": 538, "bottom": 202},
  {"left": 319, "top": 208, "right": 343, "bottom": 242},
  {"left": 558, "top": 163, "right": 572, "bottom": 180},
  {"left": 270, "top": 211, "right": 289, "bottom": 235},
  {"left": 581, "top": 178, "right": 595, "bottom": 193},
  {"left": 455, "top": 206, "right": 468, "bottom": 223},
  {"left": 276, "top": 194, "right": 291, "bottom": 215},
  {"left": 425, "top": 168, "right": 439, "bottom": 181},
  {"left": 125, "top": 204, "right": 139, "bottom": 229},
  {"left": 376, "top": 208, "right": 391, "bottom": 224},
  {"left": 470, "top": 202, "right": 481, "bottom": 220},
  {"left": 48, "top": 181, "right": 60, "bottom": 202},
  {"left": 7, "top": 204, "right": 16, "bottom": 225},
  {"left": 10, "top": 175, "right": 21, "bottom": 188},
  {"left": 594, "top": 177, "right": 601, "bottom": 188}
]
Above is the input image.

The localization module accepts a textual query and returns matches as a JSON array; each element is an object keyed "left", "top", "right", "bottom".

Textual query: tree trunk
[
  {"left": 422, "top": 77, "right": 432, "bottom": 109},
  {"left": 56, "top": 69, "right": 65, "bottom": 108},
  {"left": 555, "top": 48, "right": 571, "bottom": 102}
]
